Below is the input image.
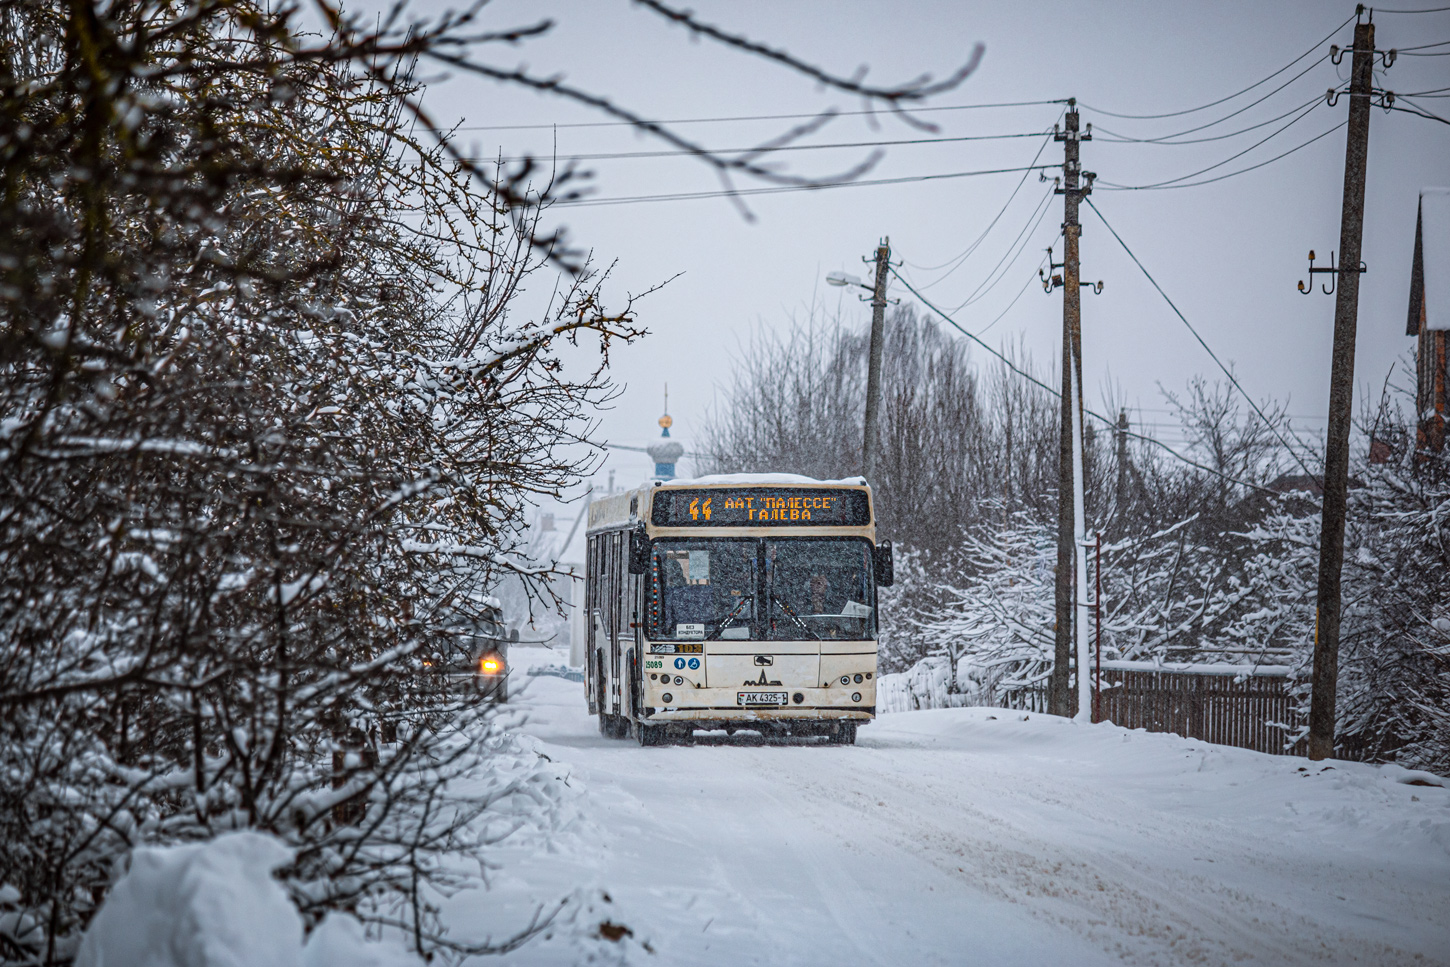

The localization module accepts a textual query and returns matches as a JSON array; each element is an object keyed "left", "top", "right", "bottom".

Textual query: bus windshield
[{"left": 647, "top": 538, "right": 875, "bottom": 642}]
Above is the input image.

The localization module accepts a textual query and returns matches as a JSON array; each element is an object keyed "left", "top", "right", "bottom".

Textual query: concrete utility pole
[
  {"left": 862, "top": 238, "right": 891, "bottom": 484},
  {"left": 1309, "top": 17, "right": 1378, "bottom": 761},
  {"left": 1049, "top": 102, "right": 1093, "bottom": 718}
]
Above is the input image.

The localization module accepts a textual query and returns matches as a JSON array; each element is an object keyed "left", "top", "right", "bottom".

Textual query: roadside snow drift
[{"left": 76, "top": 832, "right": 420, "bottom": 967}]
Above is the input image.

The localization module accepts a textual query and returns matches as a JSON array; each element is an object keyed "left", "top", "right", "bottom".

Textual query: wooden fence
[
  {"left": 1095, "top": 662, "right": 1303, "bottom": 756},
  {"left": 1009, "top": 660, "right": 1305, "bottom": 756}
]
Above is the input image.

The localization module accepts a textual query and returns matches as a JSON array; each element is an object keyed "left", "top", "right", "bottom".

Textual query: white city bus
[{"left": 584, "top": 474, "right": 893, "bottom": 746}]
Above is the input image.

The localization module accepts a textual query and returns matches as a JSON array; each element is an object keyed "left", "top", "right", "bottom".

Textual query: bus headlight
[{"left": 479, "top": 654, "right": 505, "bottom": 675}]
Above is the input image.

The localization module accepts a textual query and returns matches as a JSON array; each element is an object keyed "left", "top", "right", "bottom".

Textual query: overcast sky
[{"left": 401, "top": 0, "right": 1449, "bottom": 504}]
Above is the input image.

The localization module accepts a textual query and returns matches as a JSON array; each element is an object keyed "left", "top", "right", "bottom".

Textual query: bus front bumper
[{"left": 642, "top": 686, "right": 875, "bottom": 722}]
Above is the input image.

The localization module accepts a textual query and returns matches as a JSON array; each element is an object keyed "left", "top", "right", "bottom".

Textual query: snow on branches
[{"left": 0, "top": 0, "right": 640, "bottom": 960}]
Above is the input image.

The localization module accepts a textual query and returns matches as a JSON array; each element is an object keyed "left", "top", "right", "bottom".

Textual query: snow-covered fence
[
  {"left": 1092, "top": 661, "right": 1303, "bottom": 756},
  {"left": 879, "top": 656, "right": 1302, "bottom": 756}
]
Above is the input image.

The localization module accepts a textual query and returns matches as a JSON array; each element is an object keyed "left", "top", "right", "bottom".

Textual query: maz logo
[{"left": 753, "top": 655, "right": 774, "bottom": 666}]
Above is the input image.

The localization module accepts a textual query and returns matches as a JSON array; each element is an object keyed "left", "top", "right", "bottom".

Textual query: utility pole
[
  {"left": 1115, "top": 409, "right": 1130, "bottom": 511},
  {"left": 862, "top": 237, "right": 891, "bottom": 484},
  {"left": 1308, "top": 14, "right": 1380, "bottom": 761},
  {"left": 1046, "top": 101, "right": 1094, "bottom": 718}
]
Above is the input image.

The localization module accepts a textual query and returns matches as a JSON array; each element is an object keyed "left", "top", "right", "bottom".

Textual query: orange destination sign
[{"left": 651, "top": 488, "right": 870, "bottom": 527}]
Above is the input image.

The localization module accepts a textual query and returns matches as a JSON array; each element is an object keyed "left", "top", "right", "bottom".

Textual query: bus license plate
[{"left": 737, "top": 691, "right": 789, "bottom": 706}]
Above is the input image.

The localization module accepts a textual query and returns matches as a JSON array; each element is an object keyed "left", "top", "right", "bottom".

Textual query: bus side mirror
[
  {"left": 628, "top": 528, "right": 650, "bottom": 575},
  {"left": 874, "top": 540, "right": 894, "bottom": 587}
]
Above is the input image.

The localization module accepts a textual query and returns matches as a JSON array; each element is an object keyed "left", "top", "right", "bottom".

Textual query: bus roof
[{"left": 666, "top": 473, "right": 867, "bottom": 487}]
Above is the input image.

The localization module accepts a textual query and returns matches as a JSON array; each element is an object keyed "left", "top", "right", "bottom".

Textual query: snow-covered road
[{"left": 444, "top": 647, "right": 1450, "bottom": 966}]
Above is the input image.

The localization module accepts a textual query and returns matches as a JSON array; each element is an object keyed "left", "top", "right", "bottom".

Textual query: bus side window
[
  {"left": 585, "top": 535, "right": 596, "bottom": 646},
  {"left": 616, "top": 531, "right": 630, "bottom": 635},
  {"left": 605, "top": 533, "right": 617, "bottom": 642},
  {"left": 585, "top": 535, "right": 597, "bottom": 704}
]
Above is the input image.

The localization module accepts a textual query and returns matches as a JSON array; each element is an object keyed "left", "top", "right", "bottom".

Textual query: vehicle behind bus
[
  {"left": 436, "top": 598, "right": 512, "bottom": 702},
  {"left": 584, "top": 476, "right": 892, "bottom": 746}
]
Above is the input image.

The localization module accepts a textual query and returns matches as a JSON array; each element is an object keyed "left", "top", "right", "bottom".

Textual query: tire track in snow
[{"left": 781, "top": 729, "right": 1434, "bottom": 966}]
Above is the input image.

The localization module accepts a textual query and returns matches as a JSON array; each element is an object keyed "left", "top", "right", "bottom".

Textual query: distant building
[
  {"left": 1408, "top": 187, "right": 1450, "bottom": 454},
  {"left": 645, "top": 385, "right": 684, "bottom": 480}
]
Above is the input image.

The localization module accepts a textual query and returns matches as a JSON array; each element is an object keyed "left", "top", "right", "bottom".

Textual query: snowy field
[{"left": 440, "top": 645, "right": 1450, "bottom": 967}]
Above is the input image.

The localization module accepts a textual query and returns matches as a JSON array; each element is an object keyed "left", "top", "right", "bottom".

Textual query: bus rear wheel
[{"left": 830, "top": 722, "right": 858, "bottom": 745}]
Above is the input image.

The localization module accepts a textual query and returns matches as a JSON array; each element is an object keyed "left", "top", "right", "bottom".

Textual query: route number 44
[{"left": 688, "top": 497, "right": 712, "bottom": 521}]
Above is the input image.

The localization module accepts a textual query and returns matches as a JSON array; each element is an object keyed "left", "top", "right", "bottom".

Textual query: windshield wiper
[
  {"left": 770, "top": 594, "right": 819, "bottom": 640},
  {"left": 707, "top": 596, "right": 751, "bottom": 640}
]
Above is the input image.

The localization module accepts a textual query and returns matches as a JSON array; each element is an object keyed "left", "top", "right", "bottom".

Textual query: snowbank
[
  {"left": 76, "top": 832, "right": 421, "bottom": 967},
  {"left": 878, "top": 655, "right": 975, "bottom": 712},
  {"left": 878, "top": 654, "right": 1043, "bottom": 713}
]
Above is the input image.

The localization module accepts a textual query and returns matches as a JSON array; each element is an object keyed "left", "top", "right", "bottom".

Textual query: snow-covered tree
[
  {"left": 1227, "top": 415, "right": 1450, "bottom": 770},
  {"left": 0, "top": 2, "right": 640, "bottom": 959},
  {"left": 907, "top": 511, "right": 1057, "bottom": 707}
]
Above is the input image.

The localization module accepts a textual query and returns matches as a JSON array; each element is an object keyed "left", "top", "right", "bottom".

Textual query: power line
[
  {"left": 972, "top": 259, "right": 1051, "bottom": 338},
  {"left": 1083, "top": 197, "right": 1320, "bottom": 485},
  {"left": 902, "top": 180, "right": 1053, "bottom": 299},
  {"left": 905, "top": 127, "right": 1059, "bottom": 280},
  {"left": 549, "top": 164, "right": 1057, "bottom": 208},
  {"left": 452, "top": 99, "right": 1069, "bottom": 132},
  {"left": 467, "top": 131, "right": 1049, "bottom": 164},
  {"left": 1094, "top": 92, "right": 1326, "bottom": 145},
  {"left": 1132, "top": 405, "right": 1330, "bottom": 421},
  {"left": 1098, "top": 98, "right": 1325, "bottom": 190},
  {"left": 943, "top": 186, "right": 1057, "bottom": 312},
  {"left": 887, "top": 265, "right": 1281, "bottom": 495},
  {"left": 1091, "top": 54, "right": 1336, "bottom": 145},
  {"left": 607, "top": 442, "right": 706, "bottom": 459},
  {"left": 1395, "top": 38, "right": 1450, "bottom": 49},
  {"left": 1390, "top": 100, "right": 1450, "bottom": 124},
  {"left": 1079, "top": 13, "right": 1355, "bottom": 121},
  {"left": 1378, "top": 4, "right": 1450, "bottom": 12},
  {"left": 1098, "top": 116, "right": 1346, "bottom": 191}
]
